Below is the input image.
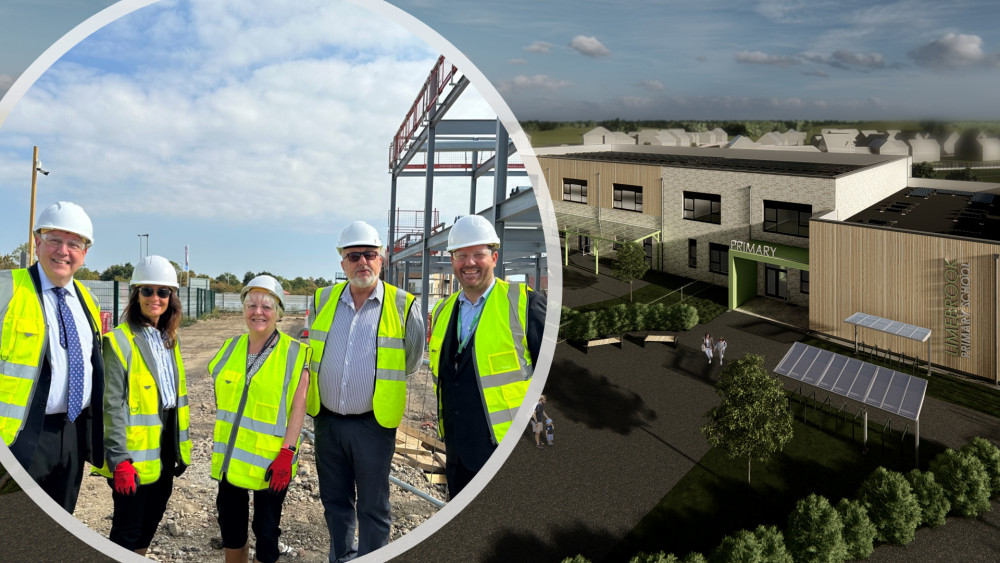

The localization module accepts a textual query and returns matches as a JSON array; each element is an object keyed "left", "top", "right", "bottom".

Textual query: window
[
  {"left": 709, "top": 243, "right": 728, "bottom": 275},
  {"left": 764, "top": 200, "right": 812, "bottom": 237},
  {"left": 613, "top": 183, "right": 643, "bottom": 212},
  {"left": 800, "top": 270, "right": 809, "bottom": 294},
  {"left": 688, "top": 239, "right": 697, "bottom": 268},
  {"left": 563, "top": 178, "right": 588, "bottom": 204},
  {"left": 683, "top": 192, "right": 721, "bottom": 224}
]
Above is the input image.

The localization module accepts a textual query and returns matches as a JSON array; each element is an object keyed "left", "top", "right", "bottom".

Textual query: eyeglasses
[
  {"left": 139, "top": 287, "right": 173, "bottom": 299},
  {"left": 40, "top": 233, "right": 87, "bottom": 252},
  {"left": 246, "top": 303, "right": 274, "bottom": 313},
  {"left": 344, "top": 250, "right": 380, "bottom": 263},
  {"left": 452, "top": 250, "right": 493, "bottom": 262}
]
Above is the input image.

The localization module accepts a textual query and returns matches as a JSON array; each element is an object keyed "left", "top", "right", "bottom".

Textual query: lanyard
[{"left": 457, "top": 303, "right": 485, "bottom": 355}]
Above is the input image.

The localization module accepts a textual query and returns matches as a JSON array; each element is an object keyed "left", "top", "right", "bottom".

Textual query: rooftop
[
  {"left": 537, "top": 144, "right": 903, "bottom": 179},
  {"left": 845, "top": 186, "right": 1000, "bottom": 241}
]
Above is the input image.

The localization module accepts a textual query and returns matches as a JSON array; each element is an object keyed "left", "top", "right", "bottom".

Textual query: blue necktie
[{"left": 54, "top": 287, "right": 85, "bottom": 422}]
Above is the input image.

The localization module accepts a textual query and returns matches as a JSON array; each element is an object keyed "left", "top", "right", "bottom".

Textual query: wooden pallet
[{"left": 394, "top": 421, "right": 446, "bottom": 475}]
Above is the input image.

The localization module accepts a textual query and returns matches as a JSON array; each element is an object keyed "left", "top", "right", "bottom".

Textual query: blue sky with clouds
[{"left": 0, "top": 0, "right": 512, "bottom": 280}]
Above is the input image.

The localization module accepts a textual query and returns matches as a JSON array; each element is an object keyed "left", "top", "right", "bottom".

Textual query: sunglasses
[
  {"left": 139, "top": 286, "right": 173, "bottom": 298},
  {"left": 344, "top": 250, "right": 380, "bottom": 263}
]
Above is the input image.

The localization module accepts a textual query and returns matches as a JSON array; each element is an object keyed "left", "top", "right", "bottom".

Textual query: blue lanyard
[{"left": 456, "top": 285, "right": 494, "bottom": 355}]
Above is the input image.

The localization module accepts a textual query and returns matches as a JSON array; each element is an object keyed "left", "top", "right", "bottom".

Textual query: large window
[
  {"left": 800, "top": 270, "right": 809, "bottom": 294},
  {"left": 764, "top": 200, "right": 811, "bottom": 237},
  {"left": 709, "top": 243, "right": 728, "bottom": 275},
  {"left": 613, "top": 183, "right": 643, "bottom": 212},
  {"left": 683, "top": 191, "right": 721, "bottom": 224},
  {"left": 688, "top": 239, "right": 697, "bottom": 268},
  {"left": 563, "top": 178, "right": 588, "bottom": 204}
]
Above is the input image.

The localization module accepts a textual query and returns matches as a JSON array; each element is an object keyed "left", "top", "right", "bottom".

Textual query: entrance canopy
[
  {"left": 557, "top": 211, "right": 661, "bottom": 274},
  {"left": 728, "top": 239, "right": 809, "bottom": 309}
]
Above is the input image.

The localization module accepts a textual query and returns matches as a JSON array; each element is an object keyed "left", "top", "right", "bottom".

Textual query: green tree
[
  {"left": 786, "top": 494, "right": 847, "bottom": 563},
  {"left": 836, "top": 498, "right": 876, "bottom": 560},
  {"left": 74, "top": 266, "right": 101, "bottom": 281},
  {"left": 857, "top": 467, "right": 921, "bottom": 544},
  {"left": 710, "top": 529, "right": 762, "bottom": 563},
  {"left": 961, "top": 437, "right": 1000, "bottom": 497},
  {"left": 911, "top": 161, "right": 936, "bottom": 178},
  {"left": 701, "top": 354, "right": 794, "bottom": 485},
  {"left": 215, "top": 272, "right": 240, "bottom": 286},
  {"left": 906, "top": 469, "right": 950, "bottom": 527},
  {"left": 929, "top": 448, "right": 991, "bottom": 517},
  {"left": 100, "top": 262, "right": 134, "bottom": 282},
  {"left": 629, "top": 552, "right": 679, "bottom": 563},
  {"left": 752, "top": 525, "right": 792, "bottom": 563},
  {"left": 243, "top": 270, "right": 256, "bottom": 285},
  {"left": 613, "top": 241, "right": 649, "bottom": 303},
  {"left": 944, "top": 166, "right": 980, "bottom": 181}
]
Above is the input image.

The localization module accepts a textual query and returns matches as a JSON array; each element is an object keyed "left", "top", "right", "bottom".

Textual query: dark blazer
[
  {"left": 438, "top": 286, "right": 546, "bottom": 471},
  {"left": 8, "top": 264, "right": 105, "bottom": 469}
]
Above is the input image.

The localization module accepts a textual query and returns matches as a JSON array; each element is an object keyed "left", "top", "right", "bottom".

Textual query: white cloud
[
  {"left": 735, "top": 50, "right": 801, "bottom": 66},
  {"left": 637, "top": 79, "right": 665, "bottom": 91},
  {"left": 908, "top": 33, "right": 989, "bottom": 69},
  {"left": 803, "top": 49, "right": 891, "bottom": 71},
  {"left": 508, "top": 58, "right": 527, "bottom": 65},
  {"left": 569, "top": 35, "right": 610, "bottom": 58},
  {"left": 497, "top": 74, "right": 573, "bottom": 94},
  {"left": 523, "top": 41, "right": 552, "bottom": 54}
]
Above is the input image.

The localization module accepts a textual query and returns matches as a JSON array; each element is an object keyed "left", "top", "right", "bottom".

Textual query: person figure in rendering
[
  {"left": 307, "top": 221, "right": 424, "bottom": 563},
  {"left": 209, "top": 275, "right": 311, "bottom": 563},
  {"left": 532, "top": 395, "right": 550, "bottom": 448},
  {"left": 715, "top": 337, "right": 728, "bottom": 366},
  {"left": 703, "top": 333, "right": 714, "bottom": 365},
  {"left": 95, "top": 255, "right": 190, "bottom": 555},
  {"left": 0, "top": 201, "right": 105, "bottom": 514},
  {"left": 428, "top": 215, "right": 547, "bottom": 499}
]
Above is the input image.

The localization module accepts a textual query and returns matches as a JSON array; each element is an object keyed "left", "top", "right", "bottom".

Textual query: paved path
[{"left": 0, "top": 489, "right": 114, "bottom": 562}]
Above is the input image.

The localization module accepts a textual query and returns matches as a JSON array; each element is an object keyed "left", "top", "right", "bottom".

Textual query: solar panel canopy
[
  {"left": 774, "top": 342, "right": 927, "bottom": 421},
  {"left": 844, "top": 312, "right": 931, "bottom": 343}
]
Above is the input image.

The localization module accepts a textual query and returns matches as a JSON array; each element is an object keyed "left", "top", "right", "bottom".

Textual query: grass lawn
[
  {"left": 526, "top": 126, "right": 588, "bottom": 147},
  {"left": 932, "top": 168, "right": 1000, "bottom": 183},
  {"left": 607, "top": 409, "right": 949, "bottom": 561},
  {"left": 801, "top": 335, "right": 1000, "bottom": 419}
]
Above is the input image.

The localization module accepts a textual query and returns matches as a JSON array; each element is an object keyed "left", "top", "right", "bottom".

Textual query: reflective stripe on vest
[
  {"left": 92, "top": 323, "right": 192, "bottom": 483},
  {"left": 209, "top": 332, "right": 308, "bottom": 490},
  {"left": 307, "top": 282, "right": 413, "bottom": 428},
  {"left": 0, "top": 270, "right": 99, "bottom": 445},
  {"left": 428, "top": 279, "right": 533, "bottom": 445}
]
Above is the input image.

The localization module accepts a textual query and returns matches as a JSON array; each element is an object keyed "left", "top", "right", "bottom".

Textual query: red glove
[
  {"left": 113, "top": 460, "right": 138, "bottom": 496},
  {"left": 264, "top": 447, "right": 295, "bottom": 492}
]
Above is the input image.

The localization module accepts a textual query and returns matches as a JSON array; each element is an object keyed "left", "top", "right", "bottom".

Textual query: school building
[{"left": 537, "top": 144, "right": 1000, "bottom": 382}]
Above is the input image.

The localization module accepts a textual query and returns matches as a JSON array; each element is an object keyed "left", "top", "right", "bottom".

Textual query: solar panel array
[
  {"left": 774, "top": 342, "right": 927, "bottom": 421},
  {"left": 971, "top": 192, "right": 996, "bottom": 205},
  {"left": 937, "top": 188, "right": 976, "bottom": 197},
  {"left": 907, "top": 187, "right": 934, "bottom": 198},
  {"left": 844, "top": 312, "right": 932, "bottom": 342}
]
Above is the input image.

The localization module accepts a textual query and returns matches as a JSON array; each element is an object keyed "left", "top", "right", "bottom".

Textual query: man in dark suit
[
  {"left": 428, "top": 215, "right": 546, "bottom": 499},
  {"left": 1, "top": 201, "right": 104, "bottom": 514}
]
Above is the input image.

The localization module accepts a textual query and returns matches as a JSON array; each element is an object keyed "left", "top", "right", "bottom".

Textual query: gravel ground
[{"left": 72, "top": 314, "right": 446, "bottom": 562}]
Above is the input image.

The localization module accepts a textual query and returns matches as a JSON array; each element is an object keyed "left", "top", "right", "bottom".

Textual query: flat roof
[{"left": 845, "top": 186, "right": 1000, "bottom": 241}]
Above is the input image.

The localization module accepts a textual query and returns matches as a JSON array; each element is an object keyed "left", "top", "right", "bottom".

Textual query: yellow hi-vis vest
[
  {"left": 0, "top": 269, "right": 100, "bottom": 446},
  {"left": 428, "top": 279, "right": 533, "bottom": 445},
  {"left": 307, "top": 282, "right": 414, "bottom": 428},
  {"left": 92, "top": 323, "right": 192, "bottom": 483},
  {"left": 209, "top": 331, "right": 310, "bottom": 491}
]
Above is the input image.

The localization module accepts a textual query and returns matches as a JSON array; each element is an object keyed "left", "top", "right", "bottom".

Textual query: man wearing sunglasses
[
  {"left": 306, "top": 220, "right": 425, "bottom": 563},
  {"left": 428, "top": 214, "right": 546, "bottom": 499},
  {"left": 0, "top": 201, "right": 105, "bottom": 515}
]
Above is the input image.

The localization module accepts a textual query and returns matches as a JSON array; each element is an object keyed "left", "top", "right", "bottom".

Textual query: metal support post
[
  {"left": 420, "top": 109, "right": 436, "bottom": 324},
  {"left": 492, "top": 120, "right": 509, "bottom": 279},
  {"left": 388, "top": 176, "right": 398, "bottom": 281}
]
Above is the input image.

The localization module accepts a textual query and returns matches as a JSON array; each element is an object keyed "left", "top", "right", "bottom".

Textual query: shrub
[
  {"left": 566, "top": 311, "right": 599, "bottom": 342},
  {"left": 857, "top": 467, "right": 921, "bottom": 544},
  {"left": 710, "top": 529, "right": 762, "bottom": 563},
  {"left": 687, "top": 297, "right": 726, "bottom": 324},
  {"left": 836, "top": 498, "right": 876, "bottom": 560},
  {"left": 646, "top": 303, "right": 667, "bottom": 330},
  {"left": 665, "top": 302, "right": 699, "bottom": 331},
  {"left": 680, "top": 554, "right": 706, "bottom": 563},
  {"left": 752, "top": 525, "right": 793, "bottom": 563},
  {"left": 906, "top": 469, "right": 950, "bottom": 527},
  {"left": 631, "top": 302, "right": 650, "bottom": 331},
  {"left": 930, "top": 448, "right": 991, "bottom": 517},
  {"left": 562, "top": 556, "right": 591, "bottom": 563},
  {"left": 786, "top": 494, "right": 847, "bottom": 563},
  {"left": 629, "top": 552, "right": 679, "bottom": 563},
  {"left": 961, "top": 437, "right": 1000, "bottom": 497}
]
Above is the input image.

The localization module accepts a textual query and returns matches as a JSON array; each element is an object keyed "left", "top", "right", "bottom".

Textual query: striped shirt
[
  {"left": 316, "top": 280, "right": 425, "bottom": 415},
  {"left": 142, "top": 326, "right": 177, "bottom": 409},
  {"left": 38, "top": 269, "right": 94, "bottom": 415}
]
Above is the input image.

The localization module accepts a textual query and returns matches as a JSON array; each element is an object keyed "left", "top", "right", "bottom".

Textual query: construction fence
[{"left": 215, "top": 293, "right": 311, "bottom": 314}]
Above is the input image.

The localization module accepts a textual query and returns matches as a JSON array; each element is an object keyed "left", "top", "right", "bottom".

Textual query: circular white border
[{"left": 0, "top": 1, "right": 564, "bottom": 561}]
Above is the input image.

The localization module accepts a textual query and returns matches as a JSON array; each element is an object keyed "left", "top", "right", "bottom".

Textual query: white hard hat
[
  {"left": 131, "top": 255, "right": 179, "bottom": 288},
  {"left": 35, "top": 201, "right": 94, "bottom": 245},
  {"left": 241, "top": 275, "right": 285, "bottom": 310},
  {"left": 447, "top": 215, "right": 500, "bottom": 251},
  {"left": 337, "top": 221, "right": 382, "bottom": 255}
]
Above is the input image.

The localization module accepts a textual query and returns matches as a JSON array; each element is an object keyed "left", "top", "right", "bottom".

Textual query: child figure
[{"left": 545, "top": 418, "right": 555, "bottom": 446}]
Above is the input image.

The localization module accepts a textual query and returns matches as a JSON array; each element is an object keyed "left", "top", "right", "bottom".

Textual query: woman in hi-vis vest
[
  {"left": 209, "top": 275, "right": 311, "bottom": 563},
  {"left": 97, "top": 255, "right": 191, "bottom": 556}
]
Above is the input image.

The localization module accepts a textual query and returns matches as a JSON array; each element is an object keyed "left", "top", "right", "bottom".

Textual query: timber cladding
[
  {"left": 537, "top": 156, "right": 662, "bottom": 216},
  {"left": 810, "top": 219, "right": 999, "bottom": 382}
]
